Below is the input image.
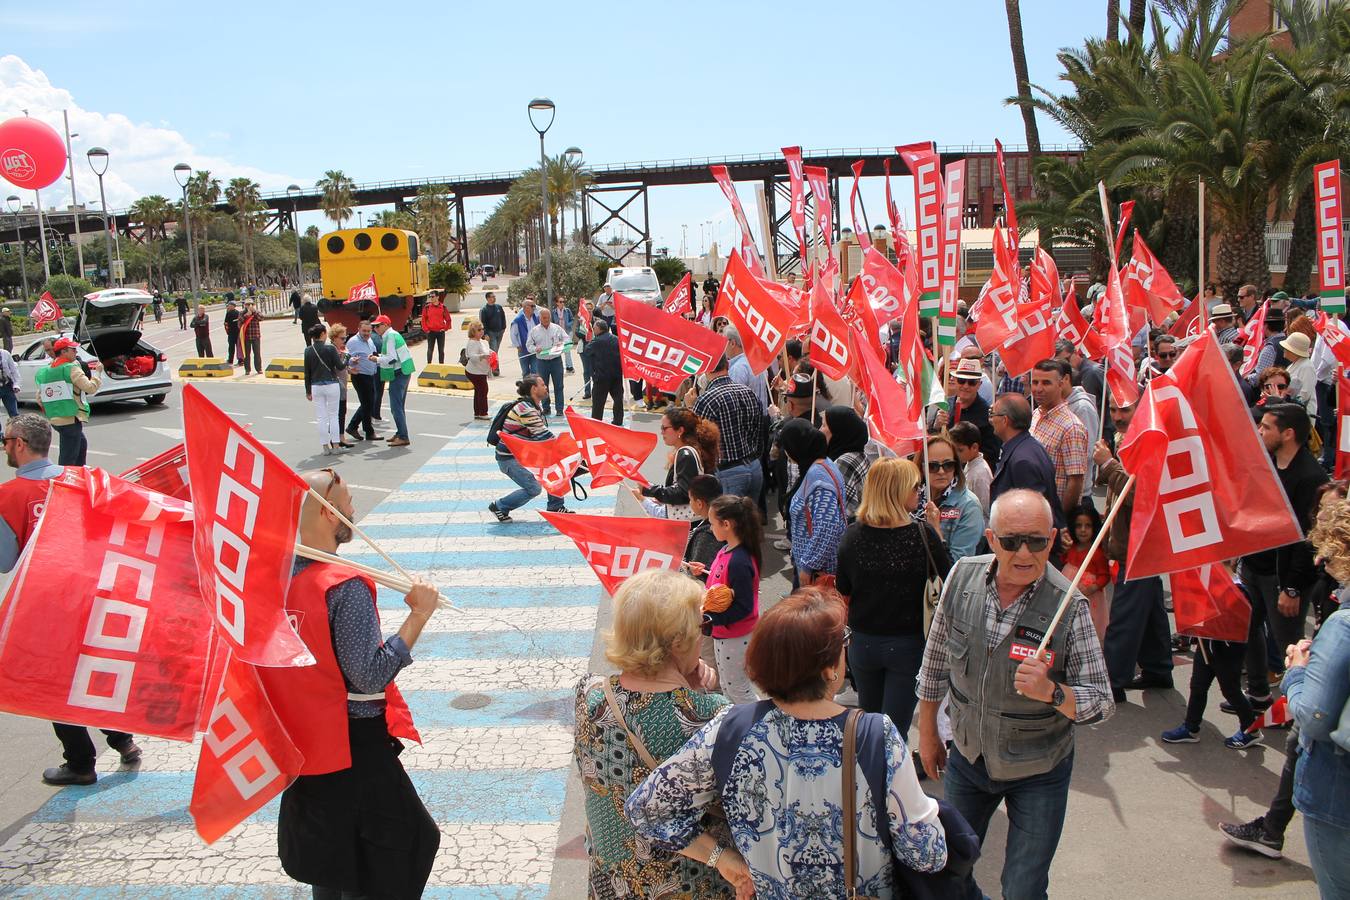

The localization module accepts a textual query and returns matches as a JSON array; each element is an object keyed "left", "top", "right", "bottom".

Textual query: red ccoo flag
[
  {"left": 664, "top": 272, "right": 693, "bottom": 317},
  {"left": 807, "top": 263, "right": 854, "bottom": 382},
  {"left": 716, "top": 250, "right": 796, "bottom": 374},
  {"left": 31, "top": 291, "right": 61, "bottom": 328},
  {"left": 851, "top": 330, "right": 924, "bottom": 457},
  {"left": 1123, "top": 234, "right": 1186, "bottom": 324},
  {"left": 614, "top": 291, "right": 726, "bottom": 391},
  {"left": 119, "top": 442, "right": 191, "bottom": 500},
  {"left": 1237, "top": 299, "right": 1270, "bottom": 377},
  {"left": 1117, "top": 332, "right": 1303, "bottom": 580},
  {"left": 1312, "top": 311, "right": 1350, "bottom": 370},
  {"left": 499, "top": 432, "right": 582, "bottom": 498},
  {"left": 1055, "top": 296, "right": 1108, "bottom": 360},
  {"left": 1170, "top": 564, "right": 1252, "bottom": 642},
  {"left": 565, "top": 407, "right": 657, "bottom": 489},
  {"left": 996, "top": 247, "right": 1059, "bottom": 378},
  {"left": 345, "top": 274, "right": 379, "bottom": 305},
  {"left": 1337, "top": 369, "right": 1350, "bottom": 479},
  {"left": 971, "top": 225, "right": 1021, "bottom": 351},
  {"left": 542, "top": 511, "right": 690, "bottom": 595}
]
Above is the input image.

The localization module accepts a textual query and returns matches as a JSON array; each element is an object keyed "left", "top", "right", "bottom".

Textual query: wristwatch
[
  {"left": 1282, "top": 587, "right": 1301, "bottom": 599},
  {"left": 1049, "top": 682, "right": 1065, "bottom": 707}
]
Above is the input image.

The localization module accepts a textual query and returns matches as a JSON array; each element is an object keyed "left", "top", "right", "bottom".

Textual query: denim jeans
[
  {"left": 1102, "top": 573, "right": 1171, "bottom": 689},
  {"left": 945, "top": 747, "right": 1074, "bottom": 900},
  {"left": 0, "top": 384, "right": 16, "bottom": 418},
  {"left": 496, "top": 457, "right": 565, "bottom": 513},
  {"left": 716, "top": 460, "right": 763, "bottom": 502},
  {"left": 54, "top": 421, "right": 87, "bottom": 465},
  {"left": 517, "top": 348, "right": 535, "bottom": 377},
  {"left": 847, "top": 631, "right": 925, "bottom": 737},
  {"left": 536, "top": 356, "right": 564, "bottom": 415},
  {"left": 387, "top": 373, "right": 410, "bottom": 440},
  {"left": 1305, "top": 816, "right": 1350, "bottom": 900}
]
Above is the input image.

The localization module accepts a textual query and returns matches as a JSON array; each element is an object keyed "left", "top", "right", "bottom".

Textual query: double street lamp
[
  {"left": 173, "top": 163, "right": 201, "bottom": 300},
  {"left": 287, "top": 184, "right": 303, "bottom": 291},
  {"left": 6, "top": 195, "right": 30, "bottom": 299},
  {"left": 564, "top": 146, "right": 582, "bottom": 248},
  {"left": 86, "top": 147, "right": 120, "bottom": 286},
  {"left": 528, "top": 97, "right": 555, "bottom": 307}
]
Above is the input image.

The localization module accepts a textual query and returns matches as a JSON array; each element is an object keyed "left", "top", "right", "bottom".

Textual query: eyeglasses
[
  {"left": 659, "top": 423, "right": 675, "bottom": 432},
  {"left": 928, "top": 460, "right": 958, "bottom": 472},
  {"left": 1, "top": 435, "right": 17, "bottom": 445},
  {"left": 1263, "top": 382, "right": 1289, "bottom": 392},
  {"left": 995, "top": 533, "right": 1052, "bottom": 553},
  {"left": 1157, "top": 351, "right": 1177, "bottom": 360}
]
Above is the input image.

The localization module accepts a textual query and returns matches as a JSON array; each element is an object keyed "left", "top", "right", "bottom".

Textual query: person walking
[
  {"left": 464, "top": 321, "right": 492, "bottom": 419},
  {"left": 422, "top": 292, "right": 449, "bottom": 364},
  {"left": 223, "top": 300, "right": 242, "bottom": 366},
  {"left": 344, "top": 320, "right": 379, "bottom": 442},
  {"left": 527, "top": 307, "right": 569, "bottom": 416},
  {"left": 584, "top": 319, "right": 624, "bottom": 425},
  {"left": 479, "top": 291, "right": 506, "bottom": 375},
  {"left": 263, "top": 469, "right": 441, "bottom": 899},
  {"left": 239, "top": 300, "right": 263, "bottom": 375},
  {"left": 489, "top": 375, "right": 572, "bottom": 521},
  {"left": 837, "top": 458, "right": 952, "bottom": 738},
  {"left": 152, "top": 292, "right": 164, "bottom": 323},
  {"left": 626, "top": 588, "right": 951, "bottom": 897},
  {"left": 511, "top": 297, "right": 540, "bottom": 377},
  {"left": 36, "top": 337, "right": 101, "bottom": 465},
  {"left": 373, "top": 315, "right": 414, "bottom": 447},
  {"left": 551, "top": 297, "right": 575, "bottom": 373},
  {"left": 0, "top": 308, "right": 13, "bottom": 352},
  {"left": 573, "top": 569, "right": 740, "bottom": 899},
  {"left": 289, "top": 289, "right": 302, "bottom": 324},
  {"left": 298, "top": 294, "right": 322, "bottom": 348},
  {"left": 573, "top": 296, "right": 592, "bottom": 395},
  {"left": 175, "top": 293, "right": 189, "bottom": 330},
  {"left": 0, "top": 345, "right": 20, "bottom": 418},
  {"left": 917, "top": 488, "right": 1113, "bottom": 900},
  {"left": 693, "top": 355, "right": 766, "bottom": 501},
  {"left": 190, "top": 303, "right": 213, "bottom": 358},
  {"left": 304, "top": 324, "right": 347, "bottom": 455},
  {"left": 0, "top": 414, "right": 144, "bottom": 785}
]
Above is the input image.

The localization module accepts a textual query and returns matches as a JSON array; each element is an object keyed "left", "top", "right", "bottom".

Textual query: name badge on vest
[
  {"left": 1009, "top": 625, "right": 1055, "bottom": 666},
  {"left": 39, "top": 381, "right": 74, "bottom": 402}
]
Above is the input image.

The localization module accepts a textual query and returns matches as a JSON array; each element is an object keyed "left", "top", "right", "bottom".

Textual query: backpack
[{"left": 486, "top": 400, "right": 517, "bottom": 446}]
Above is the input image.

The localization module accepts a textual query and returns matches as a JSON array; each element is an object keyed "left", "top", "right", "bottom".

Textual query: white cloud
[{"left": 0, "top": 54, "right": 297, "bottom": 213}]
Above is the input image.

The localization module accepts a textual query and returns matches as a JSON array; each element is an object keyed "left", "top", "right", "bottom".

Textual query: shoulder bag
[
  {"left": 665, "top": 445, "right": 704, "bottom": 521},
  {"left": 917, "top": 522, "right": 945, "bottom": 637},
  {"left": 842, "top": 708, "right": 880, "bottom": 900}
]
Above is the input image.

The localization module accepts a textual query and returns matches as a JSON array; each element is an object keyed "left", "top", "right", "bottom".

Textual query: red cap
[
  {"left": 372, "top": 315, "right": 392, "bottom": 326},
  {"left": 52, "top": 337, "right": 79, "bottom": 351}
]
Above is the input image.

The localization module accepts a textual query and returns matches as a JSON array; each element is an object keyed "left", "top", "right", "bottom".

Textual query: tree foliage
[{"left": 507, "top": 247, "right": 600, "bottom": 305}]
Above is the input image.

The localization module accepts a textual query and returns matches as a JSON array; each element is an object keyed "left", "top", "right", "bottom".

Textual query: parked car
[
  {"left": 606, "top": 266, "right": 662, "bottom": 306},
  {"left": 17, "top": 288, "right": 173, "bottom": 408}
]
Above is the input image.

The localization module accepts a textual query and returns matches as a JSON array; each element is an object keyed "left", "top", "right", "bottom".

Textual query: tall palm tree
[
  {"left": 186, "top": 170, "right": 221, "bottom": 287},
  {"left": 1004, "top": 0, "right": 1047, "bottom": 245},
  {"left": 1107, "top": 0, "right": 1121, "bottom": 42},
  {"left": 315, "top": 170, "right": 356, "bottom": 229},
  {"left": 129, "top": 195, "right": 173, "bottom": 287},
  {"left": 413, "top": 185, "right": 452, "bottom": 259},
  {"left": 226, "top": 177, "right": 265, "bottom": 283},
  {"left": 369, "top": 209, "right": 415, "bottom": 229}
]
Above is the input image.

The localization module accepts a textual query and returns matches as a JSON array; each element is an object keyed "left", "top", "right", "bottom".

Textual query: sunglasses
[
  {"left": 319, "top": 466, "right": 341, "bottom": 500},
  {"left": 928, "top": 460, "right": 958, "bottom": 472},
  {"left": 995, "top": 533, "right": 1052, "bottom": 553},
  {"left": 1264, "top": 382, "right": 1289, "bottom": 391},
  {"left": 1157, "top": 352, "right": 1177, "bottom": 360}
]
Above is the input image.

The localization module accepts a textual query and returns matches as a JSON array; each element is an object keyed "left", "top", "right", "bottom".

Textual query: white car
[
  {"left": 17, "top": 288, "right": 173, "bottom": 408},
  {"left": 606, "top": 266, "right": 662, "bottom": 306}
]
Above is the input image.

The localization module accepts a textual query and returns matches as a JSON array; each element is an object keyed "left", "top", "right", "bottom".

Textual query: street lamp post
[
  {"left": 86, "top": 147, "right": 117, "bottom": 286},
  {"left": 62, "top": 111, "right": 85, "bottom": 279},
  {"left": 6, "top": 196, "right": 30, "bottom": 299},
  {"left": 287, "top": 184, "right": 304, "bottom": 291},
  {"left": 528, "top": 97, "right": 556, "bottom": 308},
  {"left": 564, "top": 146, "right": 582, "bottom": 248},
  {"left": 173, "top": 163, "right": 200, "bottom": 300}
]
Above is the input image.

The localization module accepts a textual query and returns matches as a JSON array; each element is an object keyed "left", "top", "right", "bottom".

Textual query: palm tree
[
  {"left": 129, "top": 195, "right": 173, "bottom": 287},
  {"left": 186, "top": 170, "right": 221, "bottom": 287},
  {"left": 413, "top": 185, "right": 452, "bottom": 259},
  {"left": 369, "top": 209, "right": 415, "bottom": 229},
  {"left": 315, "top": 170, "right": 356, "bottom": 229},
  {"left": 226, "top": 177, "right": 265, "bottom": 283},
  {"left": 1004, "top": 0, "right": 1046, "bottom": 245}
]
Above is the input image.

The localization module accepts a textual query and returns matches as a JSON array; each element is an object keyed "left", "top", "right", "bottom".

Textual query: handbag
[
  {"left": 842, "top": 708, "right": 880, "bottom": 900},
  {"left": 917, "top": 521, "right": 944, "bottom": 637}
]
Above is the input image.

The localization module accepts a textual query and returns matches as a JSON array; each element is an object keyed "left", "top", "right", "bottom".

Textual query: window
[
  {"left": 406, "top": 234, "right": 419, "bottom": 260},
  {"left": 354, "top": 232, "right": 372, "bottom": 251},
  {"left": 381, "top": 232, "right": 400, "bottom": 252},
  {"left": 326, "top": 235, "right": 345, "bottom": 254}
]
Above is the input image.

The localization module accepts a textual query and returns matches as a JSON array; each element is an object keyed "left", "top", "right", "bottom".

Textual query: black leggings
[
  {"left": 1184, "top": 639, "right": 1255, "bottom": 731},
  {"left": 425, "top": 331, "right": 445, "bottom": 364}
]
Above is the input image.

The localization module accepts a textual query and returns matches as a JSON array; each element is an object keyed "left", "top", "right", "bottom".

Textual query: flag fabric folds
[
  {"left": 499, "top": 432, "right": 582, "bottom": 498},
  {"left": 663, "top": 272, "right": 693, "bottom": 317},
  {"left": 32, "top": 291, "right": 62, "bottom": 328},
  {"left": 565, "top": 407, "right": 657, "bottom": 488},
  {"left": 1169, "top": 564, "right": 1252, "bottom": 642},
  {"left": 614, "top": 291, "right": 726, "bottom": 392},
  {"left": 716, "top": 251, "right": 795, "bottom": 374},
  {"left": 541, "top": 511, "right": 690, "bottom": 595}
]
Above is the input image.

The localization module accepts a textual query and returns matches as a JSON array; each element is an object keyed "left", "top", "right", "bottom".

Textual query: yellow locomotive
[{"left": 317, "top": 227, "right": 430, "bottom": 332}]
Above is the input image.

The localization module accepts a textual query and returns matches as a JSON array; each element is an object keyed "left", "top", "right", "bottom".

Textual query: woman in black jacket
[
  {"left": 304, "top": 324, "right": 349, "bottom": 455},
  {"left": 635, "top": 408, "right": 720, "bottom": 520}
]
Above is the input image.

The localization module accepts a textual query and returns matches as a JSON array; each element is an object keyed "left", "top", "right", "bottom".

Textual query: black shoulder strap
[{"left": 711, "top": 700, "right": 774, "bottom": 794}]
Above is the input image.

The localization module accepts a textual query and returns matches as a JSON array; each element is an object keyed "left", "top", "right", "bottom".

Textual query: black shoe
[
  {"left": 582, "top": 393, "right": 591, "bottom": 400},
  {"left": 1112, "top": 687, "right": 1127, "bottom": 703},
  {"left": 1220, "top": 817, "right": 1283, "bottom": 858},
  {"left": 1221, "top": 694, "right": 1273, "bottom": 715},
  {"left": 488, "top": 502, "right": 512, "bottom": 523},
  {"left": 550, "top": 506, "right": 575, "bottom": 514},
  {"left": 1125, "top": 675, "right": 1174, "bottom": 691},
  {"left": 42, "top": 765, "right": 96, "bottom": 786},
  {"left": 114, "top": 741, "right": 142, "bottom": 765},
  {"left": 345, "top": 429, "right": 363, "bottom": 442}
]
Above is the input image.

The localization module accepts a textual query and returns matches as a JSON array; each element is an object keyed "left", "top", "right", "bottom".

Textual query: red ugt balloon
[{"left": 0, "top": 117, "right": 67, "bottom": 190}]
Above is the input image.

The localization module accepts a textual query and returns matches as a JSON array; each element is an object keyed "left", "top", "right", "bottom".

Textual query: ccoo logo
[{"left": 1, "top": 149, "right": 36, "bottom": 183}]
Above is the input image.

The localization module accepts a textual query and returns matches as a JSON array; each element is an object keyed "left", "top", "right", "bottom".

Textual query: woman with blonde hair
[
  {"left": 464, "top": 320, "right": 493, "bottom": 419},
  {"left": 835, "top": 457, "right": 951, "bottom": 736},
  {"left": 327, "top": 323, "right": 354, "bottom": 449},
  {"left": 573, "top": 569, "right": 750, "bottom": 899}
]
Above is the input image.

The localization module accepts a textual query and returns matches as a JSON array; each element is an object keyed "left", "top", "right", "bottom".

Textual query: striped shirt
[
  {"left": 495, "top": 399, "right": 553, "bottom": 459},
  {"left": 1030, "top": 401, "right": 1089, "bottom": 501}
]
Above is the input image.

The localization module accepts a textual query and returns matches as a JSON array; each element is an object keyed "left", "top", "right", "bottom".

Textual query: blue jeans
[
  {"left": 54, "top": 421, "right": 87, "bottom": 465},
  {"left": 517, "top": 348, "right": 535, "bottom": 377},
  {"left": 1102, "top": 573, "right": 1171, "bottom": 689},
  {"left": 0, "top": 384, "right": 15, "bottom": 418},
  {"left": 945, "top": 747, "right": 1074, "bottom": 900},
  {"left": 847, "top": 631, "right": 924, "bottom": 737},
  {"left": 716, "top": 460, "right": 763, "bottom": 502},
  {"left": 536, "top": 357, "right": 564, "bottom": 415},
  {"left": 1305, "top": 817, "right": 1350, "bottom": 899},
  {"left": 496, "top": 457, "right": 565, "bottom": 513},
  {"left": 387, "top": 373, "right": 410, "bottom": 440}
]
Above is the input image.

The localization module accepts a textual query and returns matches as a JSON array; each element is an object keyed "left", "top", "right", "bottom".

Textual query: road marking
[
  {"left": 85, "top": 449, "right": 115, "bottom": 457},
  {"left": 263, "top": 416, "right": 288, "bottom": 421},
  {"left": 143, "top": 426, "right": 184, "bottom": 440},
  {"left": 417, "top": 432, "right": 457, "bottom": 439},
  {"left": 257, "top": 439, "right": 283, "bottom": 446},
  {"left": 344, "top": 483, "right": 390, "bottom": 493},
  {"left": 407, "top": 409, "right": 448, "bottom": 416}
]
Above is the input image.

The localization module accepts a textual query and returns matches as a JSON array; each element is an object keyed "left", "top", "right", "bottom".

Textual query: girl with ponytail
[{"left": 699, "top": 495, "right": 764, "bottom": 702}]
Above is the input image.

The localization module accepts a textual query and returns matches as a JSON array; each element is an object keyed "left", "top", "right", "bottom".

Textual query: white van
[{"left": 606, "top": 266, "right": 662, "bottom": 306}]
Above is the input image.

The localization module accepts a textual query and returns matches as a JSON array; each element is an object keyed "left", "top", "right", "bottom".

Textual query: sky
[{"left": 1, "top": 0, "right": 1108, "bottom": 256}]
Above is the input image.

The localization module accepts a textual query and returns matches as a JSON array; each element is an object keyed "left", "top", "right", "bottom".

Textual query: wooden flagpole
[
  {"left": 1198, "top": 179, "right": 1208, "bottom": 331},
  {"left": 307, "top": 487, "right": 418, "bottom": 586},
  {"left": 295, "top": 543, "right": 458, "bottom": 611},
  {"left": 1034, "top": 473, "right": 1135, "bottom": 658},
  {"left": 1095, "top": 182, "right": 1117, "bottom": 444}
]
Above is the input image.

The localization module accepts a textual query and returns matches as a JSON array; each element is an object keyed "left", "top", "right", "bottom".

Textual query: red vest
[
  {"left": 0, "top": 470, "right": 64, "bottom": 553},
  {"left": 257, "top": 561, "right": 420, "bottom": 775}
]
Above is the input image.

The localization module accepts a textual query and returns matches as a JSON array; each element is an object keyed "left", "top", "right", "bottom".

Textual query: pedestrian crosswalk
[{"left": 0, "top": 424, "right": 604, "bottom": 898}]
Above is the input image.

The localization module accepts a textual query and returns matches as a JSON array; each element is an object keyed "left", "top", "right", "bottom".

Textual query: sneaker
[
  {"left": 1220, "top": 818, "right": 1284, "bottom": 859},
  {"left": 1161, "top": 724, "right": 1200, "bottom": 744},
  {"left": 41, "top": 765, "right": 96, "bottom": 786},
  {"left": 1224, "top": 728, "right": 1263, "bottom": 750},
  {"left": 550, "top": 506, "right": 576, "bottom": 514},
  {"left": 488, "top": 502, "right": 512, "bottom": 523},
  {"left": 116, "top": 741, "right": 142, "bottom": 765},
  {"left": 773, "top": 538, "right": 792, "bottom": 551},
  {"left": 1220, "top": 694, "right": 1273, "bottom": 715}
]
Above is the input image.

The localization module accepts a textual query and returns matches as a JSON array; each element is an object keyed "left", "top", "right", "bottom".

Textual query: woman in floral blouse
[
  {"left": 573, "top": 569, "right": 750, "bottom": 899},
  {"left": 626, "top": 588, "right": 947, "bottom": 898}
]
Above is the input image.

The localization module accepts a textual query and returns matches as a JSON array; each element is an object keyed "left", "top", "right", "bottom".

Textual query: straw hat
[
  {"left": 953, "top": 358, "right": 984, "bottom": 381},
  {"left": 1210, "top": 303, "right": 1233, "bottom": 318},
  {"left": 1280, "top": 332, "right": 1312, "bottom": 359}
]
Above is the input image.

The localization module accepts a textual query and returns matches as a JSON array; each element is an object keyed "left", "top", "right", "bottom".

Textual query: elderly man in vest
[
  {"left": 917, "top": 488, "right": 1113, "bottom": 900},
  {"left": 259, "top": 468, "right": 441, "bottom": 899},
  {"left": 35, "top": 337, "right": 101, "bottom": 466}
]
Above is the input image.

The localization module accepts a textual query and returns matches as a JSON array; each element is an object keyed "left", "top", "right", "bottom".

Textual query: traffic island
[
  {"left": 264, "top": 357, "right": 306, "bottom": 380},
  {"left": 177, "top": 358, "right": 234, "bottom": 378}
]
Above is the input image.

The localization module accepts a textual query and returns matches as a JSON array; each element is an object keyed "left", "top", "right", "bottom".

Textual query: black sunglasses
[
  {"left": 928, "top": 460, "right": 958, "bottom": 472},
  {"left": 319, "top": 466, "right": 341, "bottom": 500},
  {"left": 995, "top": 533, "right": 1052, "bottom": 553}
]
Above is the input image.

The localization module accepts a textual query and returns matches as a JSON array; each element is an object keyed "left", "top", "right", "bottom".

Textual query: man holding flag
[
  {"left": 263, "top": 468, "right": 441, "bottom": 898},
  {"left": 35, "top": 336, "right": 101, "bottom": 466}
]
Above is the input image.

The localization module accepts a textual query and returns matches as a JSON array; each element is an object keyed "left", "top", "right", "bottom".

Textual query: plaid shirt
[
  {"left": 694, "top": 376, "right": 763, "bottom": 466},
  {"left": 917, "top": 563, "right": 1114, "bottom": 725},
  {"left": 1030, "top": 401, "right": 1089, "bottom": 501},
  {"left": 240, "top": 312, "right": 262, "bottom": 342}
]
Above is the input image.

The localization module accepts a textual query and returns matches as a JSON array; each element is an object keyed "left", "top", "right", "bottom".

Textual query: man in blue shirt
[
  {"left": 723, "top": 325, "right": 769, "bottom": 411},
  {"left": 344, "top": 320, "right": 379, "bottom": 441},
  {"left": 511, "top": 298, "right": 541, "bottom": 377}
]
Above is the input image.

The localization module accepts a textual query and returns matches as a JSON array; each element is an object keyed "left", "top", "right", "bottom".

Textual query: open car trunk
[{"left": 87, "top": 331, "right": 159, "bottom": 380}]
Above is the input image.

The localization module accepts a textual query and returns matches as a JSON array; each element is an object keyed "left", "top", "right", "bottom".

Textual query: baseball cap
[
  {"left": 53, "top": 337, "right": 79, "bottom": 351},
  {"left": 372, "top": 315, "right": 392, "bottom": 326}
]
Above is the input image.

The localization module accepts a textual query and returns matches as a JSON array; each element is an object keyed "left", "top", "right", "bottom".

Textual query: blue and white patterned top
[{"left": 625, "top": 705, "right": 947, "bottom": 899}]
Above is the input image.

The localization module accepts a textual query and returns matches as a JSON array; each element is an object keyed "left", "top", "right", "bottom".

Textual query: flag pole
[
  {"left": 1197, "top": 179, "right": 1208, "bottom": 331},
  {"left": 1034, "top": 473, "right": 1136, "bottom": 658},
  {"left": 307, "top": 487, "right": 419, "bottom": 587},
  {"left": 1095, "top": 182, "right": 1117, "bottom": 444},
  {"left": 295, "top": 543, "right": 458, "bottom": 611}
]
